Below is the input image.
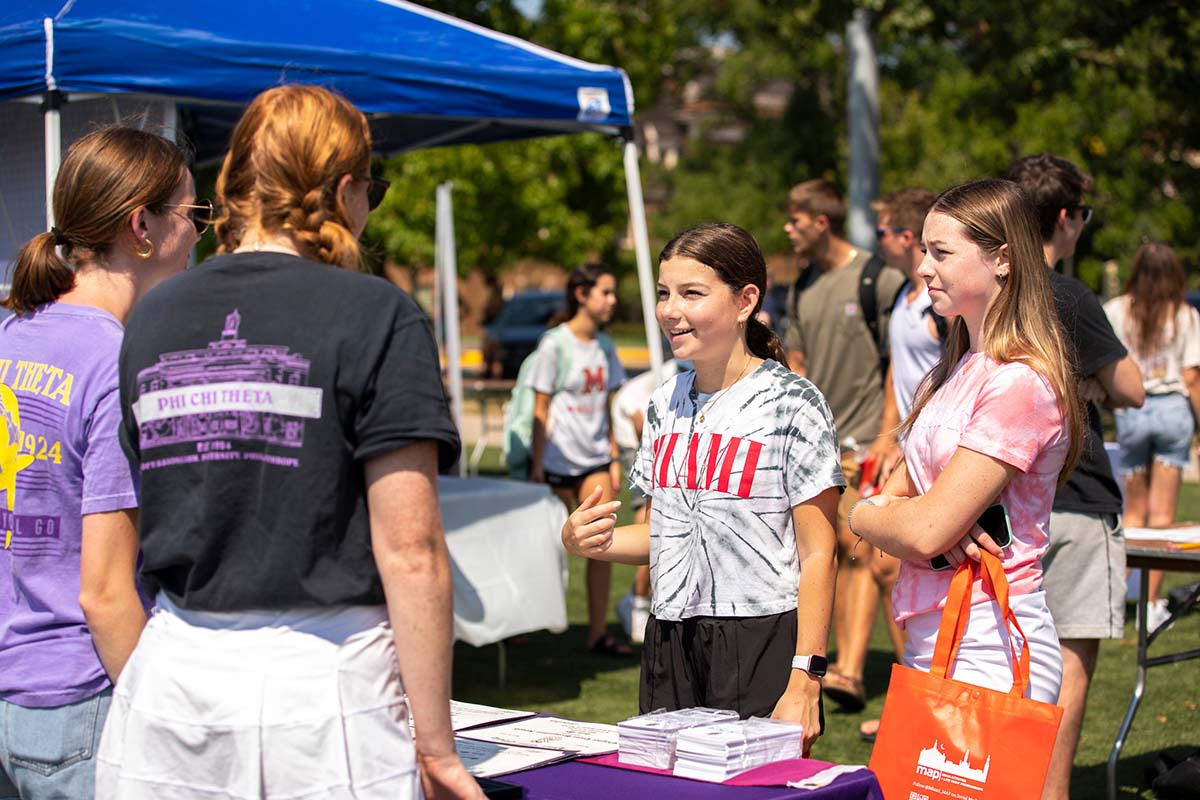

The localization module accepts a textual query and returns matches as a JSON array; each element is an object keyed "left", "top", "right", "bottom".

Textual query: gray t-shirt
[
  {"left": 531, "top": 325, "right": 626, "bottom": 476},
  {"left": 784, "top": 251, "right": 905, "bottom": 444},
  {"left": 629, "top": 360, "right": 845, "bottom": 621}
]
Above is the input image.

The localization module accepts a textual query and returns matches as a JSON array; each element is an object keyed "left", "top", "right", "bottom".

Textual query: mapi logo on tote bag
[{"left": 869, "top": 552, "right": 1063, "bottom": 799}]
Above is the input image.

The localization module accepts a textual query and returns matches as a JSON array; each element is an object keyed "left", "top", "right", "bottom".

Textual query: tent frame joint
[{"left": 40, "top": 89, "right": 65, "bottom": 113}]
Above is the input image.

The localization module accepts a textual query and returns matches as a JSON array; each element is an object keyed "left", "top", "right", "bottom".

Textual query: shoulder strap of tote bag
[{"left": 930, "top": 551, "right": 1032, "bottom": 698}]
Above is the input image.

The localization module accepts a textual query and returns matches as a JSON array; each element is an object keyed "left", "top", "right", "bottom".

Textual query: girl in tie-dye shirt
[
  {"left": 562, "top": 223, "right": 843, "bottom": 758},
  {"left": 849, "top": 180, "right": 1083, "bottom": 704}
]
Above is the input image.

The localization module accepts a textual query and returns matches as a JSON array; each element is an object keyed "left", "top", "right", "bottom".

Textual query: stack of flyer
[
  {"left": 617, "top": 708, "right": 738, "bottom": 769},
  {"left": 671, "top": 717, "right": 804, "bottom": 782}
]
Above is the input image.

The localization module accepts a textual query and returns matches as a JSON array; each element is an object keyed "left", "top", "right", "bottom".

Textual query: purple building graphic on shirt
[{"left": 135, "top": 310, "right": 317, "bottom": 450}]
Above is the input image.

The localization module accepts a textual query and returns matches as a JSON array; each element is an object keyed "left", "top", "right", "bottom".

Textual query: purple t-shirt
[{"left": 0, "top": 303, "right": 140, "bottom": 707}]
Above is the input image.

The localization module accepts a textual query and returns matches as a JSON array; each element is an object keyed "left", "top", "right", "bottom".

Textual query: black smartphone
[{"left": 929, "top": 503, "right": 1012, "bottom": 571}]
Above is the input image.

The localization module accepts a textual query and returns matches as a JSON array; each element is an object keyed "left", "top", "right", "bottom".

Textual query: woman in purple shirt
[{"left": 0, "top": 126, "right": 200, "bottom": 798}]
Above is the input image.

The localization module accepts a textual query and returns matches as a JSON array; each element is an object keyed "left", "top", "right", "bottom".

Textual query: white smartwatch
[{"left": 791, "top": 655, "right": 828, "bottom": 677}]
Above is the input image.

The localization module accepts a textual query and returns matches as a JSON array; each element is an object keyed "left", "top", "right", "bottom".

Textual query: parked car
[{"left": 483, "top": 289, "right": 566, "bottom": 379}]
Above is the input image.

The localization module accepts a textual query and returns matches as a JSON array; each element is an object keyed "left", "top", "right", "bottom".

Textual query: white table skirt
[{"left": 438, "top": 476, "right": 568, "bottom": 647}]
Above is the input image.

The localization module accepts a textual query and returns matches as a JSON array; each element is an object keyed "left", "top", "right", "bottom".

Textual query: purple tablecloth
[{"left": 501, "top": 759, "right": 883, "bottom": 799}]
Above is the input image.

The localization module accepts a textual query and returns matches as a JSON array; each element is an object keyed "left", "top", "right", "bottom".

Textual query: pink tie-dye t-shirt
[{"left": 893, "top": 352, "right": 1068, "bottom": 626}]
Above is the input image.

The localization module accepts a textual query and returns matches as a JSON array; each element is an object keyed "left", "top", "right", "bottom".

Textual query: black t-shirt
[
  {"left": 119, "top": 252, "right": 461, "bottom": 611},
  {"left": 1048, "top": 269, "right": 1126, "bottom": 514}
]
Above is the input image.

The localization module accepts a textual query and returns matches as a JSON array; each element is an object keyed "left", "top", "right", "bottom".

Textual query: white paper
[
  {"left": 787, "top": 764, "right": 868, "bottom": 789},
  {"left": 451, "top": 700, "right": 537, "bottom": 731},
  {"left": 458, "top": 716, "right": 619, "bottom": 756},
  {"left": 455, "top": 737, "right": 572, "bottom": 777},
  {"left": 1126, "top": 525, "right": 1200, "bottom": 543}
]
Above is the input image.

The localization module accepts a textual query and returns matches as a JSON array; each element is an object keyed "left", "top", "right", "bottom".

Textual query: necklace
[{"left": 698, "top": 356, "right": 754, "bottom": 423}]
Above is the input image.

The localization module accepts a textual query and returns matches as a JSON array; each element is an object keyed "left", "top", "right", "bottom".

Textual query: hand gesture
[{"left": 561, "top": 485, "right": 620, "bottom": 558}]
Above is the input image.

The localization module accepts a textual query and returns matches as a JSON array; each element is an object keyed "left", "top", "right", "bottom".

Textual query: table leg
[
  {"left": 469, "top": 396, "right": 490, "bottom": 476},
  {"left": 1107, "top": 566, "right": 1150, "bottom": 800},
  {"left": 497, "top": 639, "right": 508, "bottom": 692}
]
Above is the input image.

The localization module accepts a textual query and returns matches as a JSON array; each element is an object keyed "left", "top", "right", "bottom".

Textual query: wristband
[{"left": 847, "top": 496, "right": 878, "bottom": 537}]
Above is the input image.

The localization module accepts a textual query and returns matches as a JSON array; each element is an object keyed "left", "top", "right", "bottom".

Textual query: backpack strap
[
  {"left": 925, "top": 306, "right": 949, "bottom": 340},
  {"left": 859, "top": 254, "right": 902, "bottom": 373},
  {"left": 597, "top": 332, "right": 619, "bottom": 390},
  {"left": 550, "top": 326, "right": 573, "bottom": 392}
]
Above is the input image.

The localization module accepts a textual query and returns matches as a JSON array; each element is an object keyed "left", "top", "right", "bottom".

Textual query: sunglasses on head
[{"left": 154, "top": 199, "right": 214, "bottom": 235}]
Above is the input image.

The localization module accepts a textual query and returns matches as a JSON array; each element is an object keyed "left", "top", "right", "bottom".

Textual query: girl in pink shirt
[{"left": 848, "top": 179, "right": 1083, "bottom": 703}]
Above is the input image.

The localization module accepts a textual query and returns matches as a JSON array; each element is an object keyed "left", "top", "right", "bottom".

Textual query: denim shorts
[
  {"left": 0, "top": 689, "right": 112, "bottom": 800},
  {"left": 1114, "top": 393, "right": 1195, "bottom": 473}
]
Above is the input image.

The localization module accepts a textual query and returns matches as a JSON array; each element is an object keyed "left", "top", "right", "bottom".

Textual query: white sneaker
[
  {"left": 629, "top": 596, "right": 651, "bottom": 644},
  {"left": 1146, "top": 598, "right": 1172, "bottom": 632}
]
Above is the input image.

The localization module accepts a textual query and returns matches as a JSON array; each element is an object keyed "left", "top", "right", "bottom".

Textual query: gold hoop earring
[{"left": 135, "top": 238, "right": 154, "bottom": 259}]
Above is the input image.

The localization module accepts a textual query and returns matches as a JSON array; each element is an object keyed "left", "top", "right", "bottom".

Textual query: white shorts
[
  {"left": 96, "top": 597, "right": 421, "bottom": 800},
  {"left": 902, "top": 590, "right": 1063, "bottom": 705}
]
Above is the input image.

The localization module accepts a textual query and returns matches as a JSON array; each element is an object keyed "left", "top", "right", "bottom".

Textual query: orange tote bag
[{"left": 868, "top": 552, "right": 1063, "bottom": 799}]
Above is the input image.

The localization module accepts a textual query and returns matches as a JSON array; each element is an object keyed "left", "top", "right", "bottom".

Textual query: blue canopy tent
[{"left": 0, "top": 0, "right": 665, "bottom": 445}]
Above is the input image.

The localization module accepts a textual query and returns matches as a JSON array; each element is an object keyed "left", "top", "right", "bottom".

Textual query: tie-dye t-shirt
[
  {"left": 629, "top": 359, "right": 845, "bottom": 621},
  {"left": 893, "top": 353, "right": 1068, "bottom": 626}
]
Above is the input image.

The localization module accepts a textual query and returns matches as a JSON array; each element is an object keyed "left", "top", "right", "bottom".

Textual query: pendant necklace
[{"left": 698, "top": 356, "right": 754, "bottom": 424}]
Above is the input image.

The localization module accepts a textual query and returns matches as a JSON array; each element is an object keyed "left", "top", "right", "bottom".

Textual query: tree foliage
[{"left": 373, "top": 0, "right": 1200, "bottom": 289}]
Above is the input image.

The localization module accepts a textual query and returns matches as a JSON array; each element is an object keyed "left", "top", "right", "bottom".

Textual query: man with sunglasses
[
  {"left": 780, "top": 179, "right": 906, "bottom": 713},
  {"left": 1006, "top": 153, "right": 1145, "bottom": 800}
]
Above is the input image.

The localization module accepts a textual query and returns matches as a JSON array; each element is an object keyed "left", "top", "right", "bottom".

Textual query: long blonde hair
[
  {"left": 215, "top": 85, "right": 370, "bottom": 270},
  {"left": 901, "top": 179, "right": 1083, "bottom": 484}
]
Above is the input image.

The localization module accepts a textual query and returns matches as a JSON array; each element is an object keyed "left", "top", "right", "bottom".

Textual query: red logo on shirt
[
  {"left": 582, "top": 366, "right": 606, "bottom": 394},
  {"left": 650, "top": 432, "right": 763, "bottom": 498}
]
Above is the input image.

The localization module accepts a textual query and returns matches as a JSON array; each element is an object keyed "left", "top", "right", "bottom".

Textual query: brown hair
[
  {"left": 5, "top": 127, "right": 188, "bottom": 314},
  {"left": 1003, "top": 154, "right": 1093, "bottom": 242},
  {"left": 565, "top": 262, "right": 615, "bottom": 319},
  {"left": 215, "top": 85, "right": 371, "bottom": 270},
  {"left": 901, "top": 179, "right": 1083, "bottom": 484},
  {"left": 1121, "top": 241, "right": 1187, "bottom": 355},
  {"left": 658, "top": 223, "right": 789, "bottom": 366},
  {"left": 786, "top": 179, "right": 846, "bottom": 235},
  {"left": 872, "top": 187, "right": 936, "bottom": 234}
]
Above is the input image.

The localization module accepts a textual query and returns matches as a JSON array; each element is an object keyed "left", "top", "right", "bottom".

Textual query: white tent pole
[
  {"left": 43, "top": 106, "right": 61, "bottom": 230},
  {"left": 42, "top": 18, "right": 61, "bottom": 230},
  {"left": 623, "top": 140, "right": 663, "bottom": 378},
  {"left": 436, "top": 182, "right": 466, "bottom": 476}
]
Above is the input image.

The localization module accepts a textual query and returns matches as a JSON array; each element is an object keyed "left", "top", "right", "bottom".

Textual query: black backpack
[{"left": 858, "top": 254, "right": 947, "bottom": 374}]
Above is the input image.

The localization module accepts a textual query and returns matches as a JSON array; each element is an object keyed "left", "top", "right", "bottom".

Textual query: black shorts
[
  {"left": 544, "top": 462, "right": 611, "bottom": 492},
  {"left": 639, "top": 610, "right": 824, "bottom": 729}
]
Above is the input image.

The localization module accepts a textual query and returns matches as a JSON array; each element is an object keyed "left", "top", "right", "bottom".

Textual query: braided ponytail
[{"left": 216, "top": 85, "right": 370, "bottom": 270}]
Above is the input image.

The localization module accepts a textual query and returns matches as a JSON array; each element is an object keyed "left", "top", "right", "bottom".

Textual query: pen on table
[{"left": 1167, "top": 541, "right": 1200, "bottom": 551}]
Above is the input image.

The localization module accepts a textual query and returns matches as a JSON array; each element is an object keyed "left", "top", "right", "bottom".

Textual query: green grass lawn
[{"left": 453, "top": 450, "right": 1200, "bottom": 798}]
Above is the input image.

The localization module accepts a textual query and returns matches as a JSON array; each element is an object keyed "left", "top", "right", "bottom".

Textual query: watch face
[{"left": 794, "top": 655, "right": 829, "bottom": 676}]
